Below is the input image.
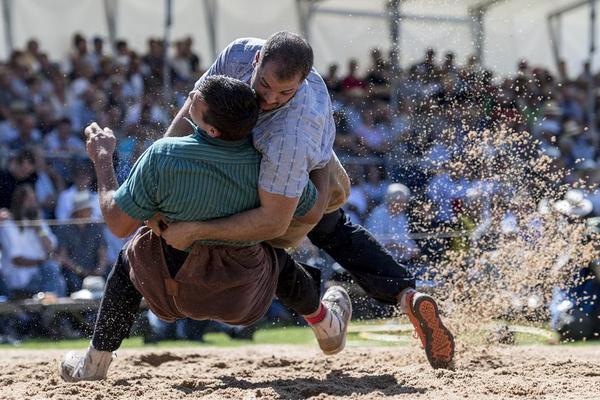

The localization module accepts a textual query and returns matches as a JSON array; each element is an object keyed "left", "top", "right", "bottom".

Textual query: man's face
[
  {"left": 13, "top": 159, "right": 35, "bottom": 180},
  {"left": 57, "top": 122, "right": 71, "bottom": 138},
  {"left": 251, "top": 56, "right": 302, "bottom": 112},
  {"left": 388, "top": 196, "right": 408, "bottom": 215},
  {"left": 73, "top": 173, "right": 91, "bottom": 189}
]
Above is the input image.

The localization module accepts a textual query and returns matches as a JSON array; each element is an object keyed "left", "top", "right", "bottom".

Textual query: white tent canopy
[{"left": 0, "top": 0, "right": 597, "bottom": 77}]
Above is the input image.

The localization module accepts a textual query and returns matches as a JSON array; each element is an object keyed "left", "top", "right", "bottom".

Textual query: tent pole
[
  {"left": 203, "top": 0, "right": 217, "bottom": 60},
  {"left": 589, "top": 0, "right": 597, "bottom": 145},
  {"left": 388, "top": 0, "right": 401, "bottom": 150},
  {"left": 295, "top": 0, "right": 314, "bottom": 42},
  {"left": 2, "top": 0, "right": 13, "bottom": 58},
  {"left": 163, "top": 0, "right": 173, "bottom": 102},
  {"left": 103, "top": 0, "right": 117, "bottom": 55}
]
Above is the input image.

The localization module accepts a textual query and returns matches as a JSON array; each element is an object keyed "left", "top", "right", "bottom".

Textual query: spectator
[
  {"left": 340, "top": 59, "right": 365, "bottom": 92},
  {"left": 54, "top": 191, "right": 110, "bottom": 293},
  {"left": 113, "top": 39, "right": 130, "bottom": 68},
  {"left": 55, "top": 161, "right": 101, "bottom": 220},
  {"left": 0, "top": 147, "right": 37, "bottom": 209},
  {"left": 324, "top": 63, "right": 341, "bottom": 93},
  {"left": 69, "top": 86, "right": 101, "bottom": 132},
  {"left": 44, "top": 117, "right": 85, "bottom": 154},
  {"left": 365, "top": 48, "right": 390, "bottom": 100},
  {"left": 171, "top": 37, "right": 201, "bottom": 81},
  {"left": 0, "top": 184, "right": 66, "bottom": 299},
  {"left": 7, "top": 114, "right": 42, "bottom": 150},
  {"left": 89, "top": 36, "right": 105, "bottom": 72},
  {"left": 0, "top": 146, "right": 62, "bottom": 218},
  {"left": 365, "top": 183, "right": 420, "bottom": 262}
]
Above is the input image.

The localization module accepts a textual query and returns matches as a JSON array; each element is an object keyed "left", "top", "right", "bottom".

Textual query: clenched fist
[{"left": 85, "top": 122, "right": 116, "bottom": 165}]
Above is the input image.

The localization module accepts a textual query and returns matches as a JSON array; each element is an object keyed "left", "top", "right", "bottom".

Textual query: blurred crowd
[{"left": 1, "top": 33, "right": 599, "bottom": 343}]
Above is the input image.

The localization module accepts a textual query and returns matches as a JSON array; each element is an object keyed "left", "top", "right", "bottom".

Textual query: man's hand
[
  {"left": 85, "top": 122, "right": 116, "bottom": 164},
  {"left": 161, "top": 221, "right": 201, "bottom": 250},
  {"left": 0, "top": 208, "right": 11, "bottom": 223},
  {"left": 145, "top": 213, "right": 169, "bottom": 237}
]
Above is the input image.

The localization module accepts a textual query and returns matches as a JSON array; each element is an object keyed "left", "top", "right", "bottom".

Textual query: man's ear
[
  {"left": 205, "top": 127, "right": 221, "bottom": 138},
  {"left": 252, "top": 51, "right": 260, "bottom": 68}
]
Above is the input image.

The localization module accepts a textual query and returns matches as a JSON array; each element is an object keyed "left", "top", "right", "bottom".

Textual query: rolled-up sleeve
[{"left": 113, "top": 148, "right": 158, "bottom": 221}]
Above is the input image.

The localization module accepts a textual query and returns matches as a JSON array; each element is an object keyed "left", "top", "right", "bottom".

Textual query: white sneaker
[
  {"left": 59, "top": 345, "right": 115, "bottom": 382},
  {"left": 310, "top": 286, "right": 352, "bottom": 355}
]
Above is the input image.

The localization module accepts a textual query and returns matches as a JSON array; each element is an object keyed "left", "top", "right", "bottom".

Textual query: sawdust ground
[{"left": 1, "top": 343, "right": 599, "bottom": 399}]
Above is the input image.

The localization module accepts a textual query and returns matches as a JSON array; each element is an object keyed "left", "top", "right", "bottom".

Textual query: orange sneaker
[{"left": 404, "top": 291, "right": 455, "bottom": 369}]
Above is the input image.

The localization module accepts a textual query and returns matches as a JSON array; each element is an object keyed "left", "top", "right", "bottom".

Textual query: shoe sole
[
  {"left": 322, "top": 290, "right": 353, "bottom": 355},
  {"left": 413, "top": 296, "right": 455, "bottom": 369}
]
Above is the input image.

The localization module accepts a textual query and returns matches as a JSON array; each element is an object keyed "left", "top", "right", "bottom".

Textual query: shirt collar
[{"left": 185, "top": 118, "right": 251, "bottom": 148}]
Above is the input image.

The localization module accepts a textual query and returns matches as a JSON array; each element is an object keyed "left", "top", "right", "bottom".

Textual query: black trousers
[
  {"left": 92, "top": 243, "right": 321, "bottom": 352},
  {"left": 307, "top": 209, "right": 415, "bottom": 305}
]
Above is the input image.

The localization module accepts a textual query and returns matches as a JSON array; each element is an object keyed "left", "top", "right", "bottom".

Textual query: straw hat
[
  {"left": 562, "top": 121, "right": 582, "bottom": 138},
  {"left": 385, "top": 183, "right": 411, "bottom": 202},
  {"left": 542, "top": 101, "right": 561, "bottom": 117},
  {"left": 553, "top": 189, "right": 593, "bottom": 218},
  {"left": 71, "top": 276, "right": 105, "bottom": 300}
]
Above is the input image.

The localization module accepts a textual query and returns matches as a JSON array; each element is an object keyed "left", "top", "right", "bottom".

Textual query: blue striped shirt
[{"left": 194, "top": 38, "right": 336, "bottom": 197}]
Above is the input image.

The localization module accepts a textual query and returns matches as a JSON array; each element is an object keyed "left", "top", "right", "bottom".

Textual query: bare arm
[
  {"left": 12, "top": 256, "right": 47, "bottom": 267},
  {"left": 86, "top": 123, "right": 142, "bottom": 238},
  {"left": 160, "top": 189, "right": 298, "bottom": 250},
  {"left": 164, "top": 95, "right": 193, "bottom": 138}
]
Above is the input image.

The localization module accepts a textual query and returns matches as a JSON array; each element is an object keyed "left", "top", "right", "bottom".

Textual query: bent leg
[
  {"left": 274, "top": 248, "right": 321, "bottom": 315},
  {"left": 308, "top": 208, "right": 415, "bottom": 305}
]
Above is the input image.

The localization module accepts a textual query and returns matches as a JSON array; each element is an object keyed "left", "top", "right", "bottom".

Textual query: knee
[{"left": 309, "top": 209, "right": 344, "bottom": 238}]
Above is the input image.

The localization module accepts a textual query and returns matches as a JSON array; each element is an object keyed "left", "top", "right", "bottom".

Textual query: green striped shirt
[{"left": 114, "top": 129, "right": 317, "bottom": 247}]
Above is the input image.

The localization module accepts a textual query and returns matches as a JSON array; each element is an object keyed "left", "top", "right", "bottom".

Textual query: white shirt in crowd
[{"left": 0, "top": 220, "right": 57, "bottom": 289}]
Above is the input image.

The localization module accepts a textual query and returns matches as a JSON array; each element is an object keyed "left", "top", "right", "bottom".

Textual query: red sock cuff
[{"left": 304, "top": 303, "right": 327, "bottom": 325}]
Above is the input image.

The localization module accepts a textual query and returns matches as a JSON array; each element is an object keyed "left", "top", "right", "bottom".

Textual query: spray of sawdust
[{"left": 415, "top": 125, "right": 599, "bottom": 334}]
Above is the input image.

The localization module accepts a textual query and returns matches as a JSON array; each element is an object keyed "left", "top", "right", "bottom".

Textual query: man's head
[
  {"left": 11, "top": 184, "right": 39, "bottom": 221},
  {"left": 190, "top": 75, "right": 259, "bottom": 141},
  {"left": 57, "top": 117, "right": 72, "bottom": 139},
  {"left": 10, "top": 148, "right": 36, "bottom": 180},
  {"left": 385, "top": 183, "right": 410, "bottom": 215},
  {"left": 71, "top": 191, "right": 94, "bottom": 219},
  {"left": 250, "top": 31, "right": 313, "bottom": 111},
  {"left": 71, "top": 161, "right": 94, "bottom": 189}
]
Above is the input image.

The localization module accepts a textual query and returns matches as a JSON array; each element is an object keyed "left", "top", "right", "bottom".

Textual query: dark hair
[
  {"left": 194, "top": 75, "right": 259, "bottom": 141},
  {"left": 15, "top": 147, "right": 36, "bottom": 165},
  {"left": 259, "top": 31, "right": 313, "bottom": 82},
  {"left": 10, "top": 184, "right": 35, "bottom": 222}
]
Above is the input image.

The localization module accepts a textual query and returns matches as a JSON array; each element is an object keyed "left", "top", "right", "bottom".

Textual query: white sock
[{"left": 398, "top": 288, "right": 416, "bottom": 314}]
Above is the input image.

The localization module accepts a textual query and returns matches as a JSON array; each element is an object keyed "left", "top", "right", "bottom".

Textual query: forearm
[
  {"left": 12, "top": 257, "right": 46, "bottom": 267},
  {"left": 39, "top": 234, "right": 54, "bottom": 253},
  {"left": 161, "top": 189, "right": 298, "bottom": 249},
  {"left": 190, "top": 207, "right": 289, "bottom": 242},
  {"left": 94, "top": 156, "right": 139, "bottom": 237}
]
